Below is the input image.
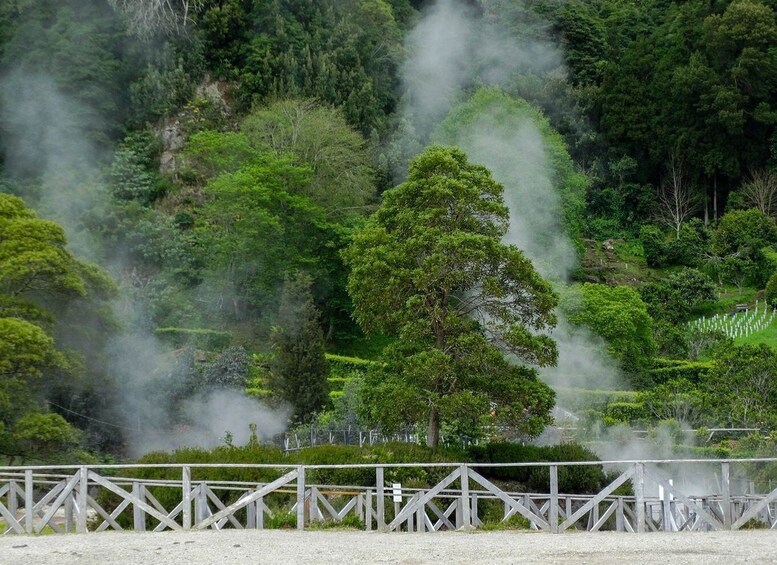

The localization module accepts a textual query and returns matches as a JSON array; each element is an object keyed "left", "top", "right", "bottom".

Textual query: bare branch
[
  {"left": 655, "top": 155, "right": 700, "bottom": 239},
  {"left": 740, "top": 168, "right": 777, "bottom": 219},
  {"left": 110, "top": 0, "right": 203, "bottom": 39}
]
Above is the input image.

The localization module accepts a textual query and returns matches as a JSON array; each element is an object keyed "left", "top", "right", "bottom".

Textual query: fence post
[
  {"left": 376, "top": 466, "right": 385, "bottom": 530},
  {"left": 460, "top": 465, "right": 471, "bottom": 530},
  {"left": 133, "top": 482, "right": 146, "bottom": 531},
  {"left": 257, "top": 496, "right": 264, "bottom": 529},
  {"left": 182, "top": 466, "right": 192, "bottom": 529},
  {"left": 635, "top": 463, "right": 645, "bottom": 533},
  {"left": 8, "top": 480, "right": 17, "bottom": 530},
  {"left": 550, "top": 465, "right": 559, "bottom": 534},
  {"left": 366, "top": 490, "right": 373, "bottom": 531},
  {"left": 77, "top": 466, "right": 88, "bottom": 534},
  {"left": 24, "top": 469, "right": 33, "bottom": 534},
  {"left": 722, "top": 462, "right": 732, "bottom": 529},
  {"left": 65, "top": 493, "right": 74, "bottom": 533},
  {"left": 296, "top": 466, "right": 306, "bottom": 530}
]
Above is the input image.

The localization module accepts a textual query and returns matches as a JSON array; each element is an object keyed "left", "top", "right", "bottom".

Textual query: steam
[
  {"left": 398, "top": 0, "right": 621, "bottom": 393},
  {"left": 138, "top": 390, "right": 289, "bottom": 453},
  {"left": 0, "top": 30, "right": 286, "bottom": 456},
  {"left": 397, "top": 0, "right": 714, "bottom": 467},
  {"left": 399, "top": 0, "right": 562, "bottom": 142}
]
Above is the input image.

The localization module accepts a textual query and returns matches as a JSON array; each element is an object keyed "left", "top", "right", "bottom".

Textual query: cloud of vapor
[
  {"left": 401, "top": 1, "right": 621, "bottom": 391},
  {"left": 135, "top": 390, "right": 289, "bottom": 454},
  {"left": 398, "top": 0, "right": 563, "bottom": 144},
  {"left": 0, "top": 49, "right": 287, "bottom": 456},
  {"left": 433, "top": 111, "right": 577, "bottom": 281},
  {"left": 0, "top": 72, "right": 109, "bottom": 261}
]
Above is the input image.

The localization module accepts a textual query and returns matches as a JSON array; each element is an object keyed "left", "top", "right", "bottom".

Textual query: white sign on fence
[{"left": 392, "top": 483, "right": 402, "bottom": 503}]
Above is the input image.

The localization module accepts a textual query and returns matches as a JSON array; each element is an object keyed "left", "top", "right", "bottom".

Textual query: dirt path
[{"left": 1, "top": 529, "right": 776, "bottom": 564}]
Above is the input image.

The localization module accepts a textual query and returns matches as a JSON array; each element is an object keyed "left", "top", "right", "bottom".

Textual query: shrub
[
  {"left": 766, "top": 271, "right": 777, "bottom": 306},
  {"left": 467, "top": 442, "right": 607, "bottom": 494},
  {"left": 648, "top": 358, "right": 714, "bottom": 385},
  {"left": 639, "top": 224, "right": 667, "bottom": 267},
  {"left": 154, "top": 327, "right": 231, "bottom": 350},
  {"left": 604, "top": 402, "right": 648, "bottom": 423}
]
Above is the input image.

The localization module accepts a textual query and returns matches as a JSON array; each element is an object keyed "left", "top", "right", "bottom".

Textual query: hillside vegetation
[{"left": 0, "top": 0, "right": 776, "bottom": 463}]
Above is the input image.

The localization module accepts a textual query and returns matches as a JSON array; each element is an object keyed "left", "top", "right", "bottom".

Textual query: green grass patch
[{"left": 734, "top": 319, "right": 777, "bottom": 349}]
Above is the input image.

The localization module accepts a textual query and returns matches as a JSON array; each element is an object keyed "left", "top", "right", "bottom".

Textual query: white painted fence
[{"left": 2, "top": 459, "right": 776, "bottom": 535}]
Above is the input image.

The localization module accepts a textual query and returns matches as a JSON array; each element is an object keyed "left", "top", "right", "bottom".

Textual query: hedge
[
  {"left": 154, "top": 327, "right": 232, "bottom": 350},
  {"left": 648, "top": 358, "right": 714, "bottom": 385},
  {"left": 555, "top": 388, "right": 638, "bottom": 412},
  {"left": 467, "top": 442, "right": 612, "bottom": 494}
]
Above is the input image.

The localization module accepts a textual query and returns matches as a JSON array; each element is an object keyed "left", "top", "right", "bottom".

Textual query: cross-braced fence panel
[{"left": 2, "top": 459, "right": 776, "bottom": 535}]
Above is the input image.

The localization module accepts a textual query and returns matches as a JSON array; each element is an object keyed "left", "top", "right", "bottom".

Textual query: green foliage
[
  {"left": 270, "top": 273, "right": 329, "bottom": 424},
  {"left": 638, "top": 379, "right": 708, "bottom": 426},
  {"left": 604, "top": 402, "right": 648, "bottom": 424},
  {"left": 0, "top": 194, "right": 115, "bottom": 461},
  {"left": 639, "top": 225, "right": 667, "bottom": 268},
  {"left": 243, "top": 99, "right": 376, "bottom": 213},
  {"left": 713, "top": 209, "right": 777, "bottom": 256},
  {"left": 563, "top": 283, "right": 655, "bottom": 378},
  {"left": 711, "top": 209, "right": 777, "bottom": 287},
  {"left": 766, "top": 271, "right": 777, "bottom": 306},
  {"left": 703, "top": 344, "right": 777, "bottom": 428},
  {"left": 648, "top": 359, "right": 714, "bottom": 385},
  {"left": 198, "top": 0, "right": 406, "bottom": 134},
  {"left": 154, "top": 327, "right": 231, "bottom": 350},
  {"left": 554, "top": 388, "right": 638, "bottom": 412},
  {"left": 193, "top": 149, "right": 348, "bottom": 327},
  {"left": 8, "top": 412, "right": 80, "bottom": 462},
  {"left": 467, "top": 442, "right": 607, "bottom": 494},
  {"left": 431, "top": 88, "right": 588, "bottom": 255},
  {"left": 344, "top": 146, "right": 558, "bottom": 446}
]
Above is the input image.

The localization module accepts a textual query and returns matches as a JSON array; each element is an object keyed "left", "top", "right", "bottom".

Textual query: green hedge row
[
  {"left": 154, "top": 327, "right": 232, "bottom": 350},
  {"left": 648, "top": 359, "right": 713, "bottom": 385},
  {"left": 99, "top": 441, "right": 616, "bottom": 527},
  {"left": 555, "top": 388, "right": 638, "bottom": 412},
  {"left": 468, "top": 442, "right": 613, "bottom": 494}
]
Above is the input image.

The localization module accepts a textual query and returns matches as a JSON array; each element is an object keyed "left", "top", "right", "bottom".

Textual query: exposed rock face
[
  {"left": 159, "top": 119, "right": 185, "bottom": 174},
  {"left": 158, "top": 73, "right": 230, "bottom": 174}
]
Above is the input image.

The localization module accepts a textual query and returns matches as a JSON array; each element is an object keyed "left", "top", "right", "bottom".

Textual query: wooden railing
[{"left": 1, "top": 459, "right": 776, "bottom": 535}]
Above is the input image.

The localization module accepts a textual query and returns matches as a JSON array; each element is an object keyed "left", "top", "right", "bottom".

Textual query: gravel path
[{"left": 2, "top": 530, "right": 777, "bottom": 564}]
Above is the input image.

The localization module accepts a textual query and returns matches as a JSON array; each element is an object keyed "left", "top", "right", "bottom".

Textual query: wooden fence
[{"left": 1, "top": 459, "right": 776, "bottom": 535}]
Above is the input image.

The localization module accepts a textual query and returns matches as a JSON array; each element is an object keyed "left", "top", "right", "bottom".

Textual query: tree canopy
[{"left": 344, "top": 146, "right": 557, "bottom": 446}]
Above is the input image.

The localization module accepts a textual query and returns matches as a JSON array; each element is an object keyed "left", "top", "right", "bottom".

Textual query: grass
[
  {"left": 692, "top": 286, "right": 760, "bottom": 317},
  {"left": 734, "top": 320, "right": 777, "bottom": 348}
]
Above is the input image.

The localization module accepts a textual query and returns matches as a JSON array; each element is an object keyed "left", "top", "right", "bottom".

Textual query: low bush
[
  {"left": 467, "top": 442, "right": 607, "bottom": 494},
  {"left": 154, "top": 327, "right": 232, "bottom": 350}
]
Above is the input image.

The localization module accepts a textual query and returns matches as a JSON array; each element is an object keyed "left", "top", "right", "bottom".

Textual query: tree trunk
[
  {"left": 713, "top": 174, "right": 718, "bottom": 222},
  {"left": 426, "top": 406, "right": 440, "bottom": 448}
]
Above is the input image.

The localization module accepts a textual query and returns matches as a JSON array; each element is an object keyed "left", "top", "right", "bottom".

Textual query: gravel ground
[{"left": 2, "top": 530, "right": 777, "bottom": 565}]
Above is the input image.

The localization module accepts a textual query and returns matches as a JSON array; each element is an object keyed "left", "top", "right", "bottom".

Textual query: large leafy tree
[
  {"left": 270, "top": 272, "right": 329, "bottom": 425},
  {"left": 0, "top": 193, "right": 114, "bottom": 462},
  {"left": 563, "top": 283, "right": 656, "bottom": 384},
  {"left": 703, "top": 344, "right": 777, "bottom": 428},
  {"left": 344, "top": 146, "right": 557, "bottom": 447}
]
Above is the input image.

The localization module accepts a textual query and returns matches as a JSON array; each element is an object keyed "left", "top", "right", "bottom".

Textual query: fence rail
[{"left": 1, "top": 459, "right": 776, "bottom": 535}]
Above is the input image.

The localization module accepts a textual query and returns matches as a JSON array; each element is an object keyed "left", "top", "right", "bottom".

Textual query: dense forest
[{"left": 1, "top": 0, "right": 776, "bottom": 464}]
